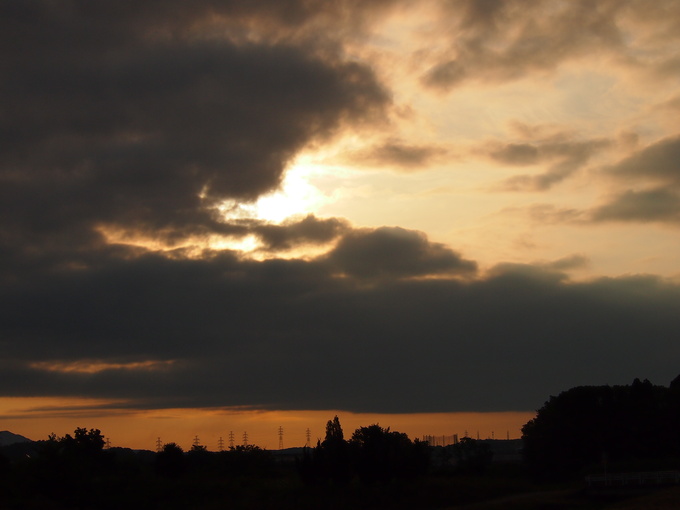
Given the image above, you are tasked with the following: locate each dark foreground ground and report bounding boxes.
[2,462,679,510]
[1,439,679,510]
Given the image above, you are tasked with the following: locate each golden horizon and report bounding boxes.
[0,398,534,451]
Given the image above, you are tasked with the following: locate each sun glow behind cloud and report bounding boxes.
[4,0,680,454]
[221,155,331,224]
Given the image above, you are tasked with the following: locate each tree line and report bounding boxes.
[297,416,430,485]
[0,419,437,508]
[522,375,680,478]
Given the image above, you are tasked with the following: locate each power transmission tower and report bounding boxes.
[156,437,163,453]
[305,428,311,447]
[193,435,201,448]
[242,431,248,446]
[229,431,234,449]
[278,426,284,450]
[218,436,224,452]
[105,437,111,449]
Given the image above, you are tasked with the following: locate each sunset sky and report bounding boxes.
[2,0,680,451]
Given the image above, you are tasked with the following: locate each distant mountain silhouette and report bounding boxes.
[0,431,32,447]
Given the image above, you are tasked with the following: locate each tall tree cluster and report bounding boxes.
[522,377,680,478]
[298,416,430,485]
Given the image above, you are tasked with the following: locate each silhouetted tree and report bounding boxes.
[318,415,351,484]
[349,424,429,483]
[448,437,493,474]
[296,446,317,485]
[30,427,111,506]
[325,415,344,443]
[522,377,680,479]
[156,442,186,479]
[298,417,429,486]
[218,444,274,477]
[298,416,351,485]
[40,427,108,474]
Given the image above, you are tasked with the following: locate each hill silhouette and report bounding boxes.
[0,431,31,447]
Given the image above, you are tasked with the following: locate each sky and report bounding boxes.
[2,0,680,450]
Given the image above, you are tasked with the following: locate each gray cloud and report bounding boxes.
[505,135,680,225]
[544,254,589,271]
[1,250,678,413]
[591,188,680,223]
[0,0,390,274]
[252,215,350,251]
[2,0,680,419]
[606,135,680,185]
[422,0,627,91]
[324,226,477,280]
[488,138,611,191]
[342,138,448,171]
[586,135,680,224]
[420,0,680,92]
[489,144,540,166]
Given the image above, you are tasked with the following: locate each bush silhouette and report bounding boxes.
[522,377,680,478]
[350,424,429,483]
[156,442,186,478]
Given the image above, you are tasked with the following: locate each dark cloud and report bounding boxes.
[512,204,583,225]
[544,254,589,271]
[489,144,540,166]
[324,226,477,279]
[591,188,680,223]
[422,0,630,91]
[1,249,678,413]
[2,0,680,419]
[503,135,680,225]
[252,215,350,251]
[585,135,680,224]
[343,139,448,171]
[0,0,390,272]
[488,138,611,191]
[606,135,680,185]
